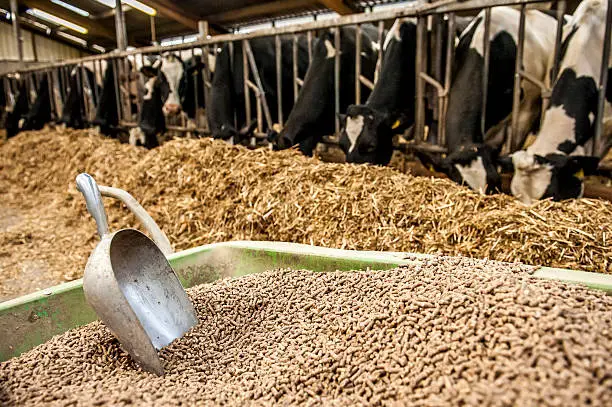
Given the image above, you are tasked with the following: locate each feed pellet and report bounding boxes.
[1,255,611,406]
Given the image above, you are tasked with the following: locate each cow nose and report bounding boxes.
[163,103,182,115]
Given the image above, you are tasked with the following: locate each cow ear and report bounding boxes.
[570,156,600,176]
[337,113,347,124]
[497,154,514,172]
[414,150,448,173]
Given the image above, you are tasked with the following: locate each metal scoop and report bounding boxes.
[76,173,197,376]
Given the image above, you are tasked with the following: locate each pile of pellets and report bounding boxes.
[2,256,611,406]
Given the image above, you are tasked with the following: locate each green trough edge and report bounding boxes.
[1,240,611,361]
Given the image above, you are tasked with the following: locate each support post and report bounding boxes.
[115,0,128,51]
[150,15,157,45]
[10,0,23,67]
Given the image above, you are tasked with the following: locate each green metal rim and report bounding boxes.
[1,241,611,361]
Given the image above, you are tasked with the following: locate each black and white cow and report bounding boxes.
[338,19,417,165]
[276,26,379,156]
[129,54,209,147]
[207,36,309,145]
[506,0,611,203]
[417,7,559,194]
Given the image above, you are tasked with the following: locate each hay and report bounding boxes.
[0,129,610,300]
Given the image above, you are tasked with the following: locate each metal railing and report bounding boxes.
[1,0,610,160]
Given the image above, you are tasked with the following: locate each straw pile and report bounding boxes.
[2,257,612,406]
[0,129,611,300]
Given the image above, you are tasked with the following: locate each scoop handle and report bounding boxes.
[76,173,110,239]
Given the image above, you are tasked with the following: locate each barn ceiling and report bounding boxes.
[0,0,411,53]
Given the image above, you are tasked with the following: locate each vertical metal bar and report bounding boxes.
[245,42,273,129]
[480,8,491,139]
[242,40,251,129]
[114,0,128,51]
[434,16,444,84]
[46,70,55,120]
[334,28,341,134]
[228,41,237,130]
[293,34,299,103]
[355,24,362,105]
[414,17,427,143]
[122,57,132,124]
[275,35,283,127]
[376,21,385,82]
[191,46,199,130]
[80,62,90,124]
[593,0,612,156]
[92,61,99,107]
[150,15,157,45]
[112,59,123,124]
[440,12,455,147]
[199,21,210,129]
[132,55,141,121]
[31,32,38,62]
[509,5,527,153]
[307,30,313,64]
[550,0,566,83]
[9,0,23,67]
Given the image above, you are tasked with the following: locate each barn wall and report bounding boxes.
[0,21,86,74]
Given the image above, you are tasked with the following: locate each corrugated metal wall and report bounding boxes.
[0,21,83,63]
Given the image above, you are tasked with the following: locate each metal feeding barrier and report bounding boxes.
[1,0,611,161]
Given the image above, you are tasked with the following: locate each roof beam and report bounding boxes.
[205,0,319,24]
[318,0,357,15]
[19,0,116,40]
[136,0,199,30]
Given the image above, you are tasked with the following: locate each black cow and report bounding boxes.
[208,36,309,145]
[338,19,417,165]
[60,66,98,129]
[505,0,611,203]
[5,79,29,138]
[277,26,379,156]
[21,75,52,131]
[93,59,120,136]
[417,7,560,194]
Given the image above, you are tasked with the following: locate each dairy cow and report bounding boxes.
[4,79,29,138]
[506,0,611,203]
[417,8,559,194]
[129,54,209,147]
[208,36,309,145]
[60,65,100,129]
[21,75,52,132]
[338,19,417,165]
[276,26,379,156]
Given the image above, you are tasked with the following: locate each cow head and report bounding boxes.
[503,151,599,204]
[338,105,399,165]
[159,54,185,116]
[416,144,502,194]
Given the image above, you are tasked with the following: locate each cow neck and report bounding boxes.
[366,22,416,120]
